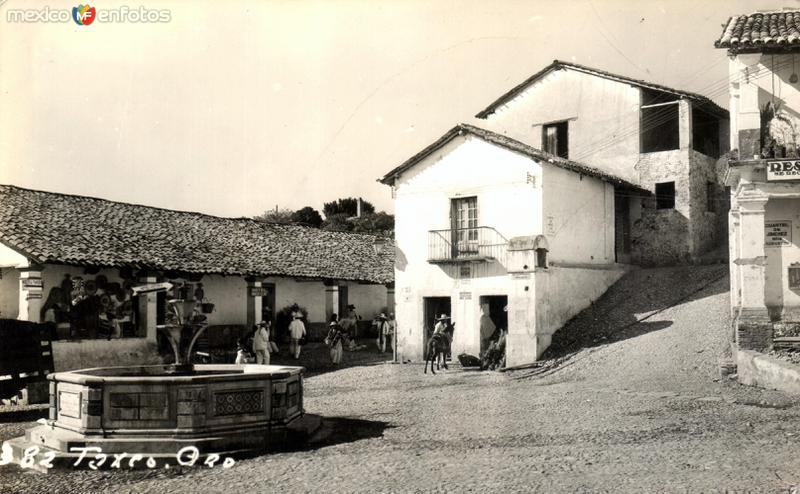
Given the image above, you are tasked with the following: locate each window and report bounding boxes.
[655,182,676,210]
[640,89,679,153]
[451,197,478,257]
[706,182,716,212]
[692,108,720,158]
[543,121,569,159]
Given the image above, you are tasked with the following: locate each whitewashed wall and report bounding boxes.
[730,53,800,152]
[0,267,20,319]
[393,133,621,363]
[764,198,800,312]
[542,164,616,264]
[481,68,642,183]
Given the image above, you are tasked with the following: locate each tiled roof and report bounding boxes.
[378,123,649,194]
[716,11,800,50]
[0,185,394,284]
[475,60,728,119]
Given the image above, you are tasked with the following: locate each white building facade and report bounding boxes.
[382,125,642,366]
[717,11,800,350]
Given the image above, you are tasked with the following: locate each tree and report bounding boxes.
[352,211,394,235]
[323,197,375,218]
[321,213,354,232]
[254,208,294,224]
[291,207,323,228]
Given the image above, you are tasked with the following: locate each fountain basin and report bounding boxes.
[8,364,307,469]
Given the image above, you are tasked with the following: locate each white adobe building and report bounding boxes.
[0,185,394,371]
[716,11,800,350]
[379,124,647,366]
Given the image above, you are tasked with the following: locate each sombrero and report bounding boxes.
[377,313,388,320]
[435,314,450,321]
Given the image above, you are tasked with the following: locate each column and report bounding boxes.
[678,99,693,151]
[324,281,339,322]
[734,192,771,350]
[246,278,263,329]
[138,273,158,342]
[18,265,44,322]
[385,283,395,313]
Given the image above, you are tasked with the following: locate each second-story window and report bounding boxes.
[543,121,569,159]
[640,89,679,153]
[451,196,478,256]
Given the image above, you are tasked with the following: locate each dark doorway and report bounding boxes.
[261,283,276,325]
[423,296,451,358]
[614,191,632,263]
[338,285,349,320]
[478,295,508,356]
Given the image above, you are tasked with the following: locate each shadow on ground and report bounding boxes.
[540,264,729,361]
[269,416,393,454]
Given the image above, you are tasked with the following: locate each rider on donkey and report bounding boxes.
[432,314,453,357]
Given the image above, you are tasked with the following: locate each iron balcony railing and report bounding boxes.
[428,226,508,263]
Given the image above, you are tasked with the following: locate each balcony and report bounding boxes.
[428,227,508,264]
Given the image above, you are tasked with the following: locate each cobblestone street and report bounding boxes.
[3,267,800,492]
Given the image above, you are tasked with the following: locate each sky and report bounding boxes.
[1,0,796,218]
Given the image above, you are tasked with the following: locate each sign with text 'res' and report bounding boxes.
[767,160,800,181]
[765,221,792,247]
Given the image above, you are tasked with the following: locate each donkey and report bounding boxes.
[424,322,455,375]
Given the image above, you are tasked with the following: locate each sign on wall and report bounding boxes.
[248,287,268,297]
[459,291,472,300]
[767,160,800,181]
[765,221,792,247]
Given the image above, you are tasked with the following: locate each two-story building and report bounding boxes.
[477,60,730,265]
[380,124,647,366]
[381,60,731,367]
[716,10,800,351]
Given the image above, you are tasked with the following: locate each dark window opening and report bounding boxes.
[706,181,716,212]
[692,108,720,158]
[543,121,569,159]
[655,182,676,210]
[641,88,679,106]
[535,248,548,268]
[641,104,679,153]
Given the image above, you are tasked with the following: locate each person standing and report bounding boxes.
[479,304,496,357]
[253,322,270,365]
[289,311,306,359]
[326,315,344,365]
[375,313,389,352]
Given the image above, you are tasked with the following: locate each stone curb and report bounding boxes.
[737,349,800,394]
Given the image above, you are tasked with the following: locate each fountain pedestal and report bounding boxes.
[6,363,310,470]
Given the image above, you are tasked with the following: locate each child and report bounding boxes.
[235,338,252,365]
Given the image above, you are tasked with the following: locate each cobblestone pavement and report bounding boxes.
[3,267,800,492]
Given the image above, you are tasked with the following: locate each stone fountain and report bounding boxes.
[6,283,310,471]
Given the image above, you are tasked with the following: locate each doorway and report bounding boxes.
[261,283,276,325]
[423,296,451,358]
[478,295,508,348]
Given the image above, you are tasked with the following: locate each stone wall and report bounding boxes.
[735,310,773,352]
[689,150,726,257]
[632,149,692,265]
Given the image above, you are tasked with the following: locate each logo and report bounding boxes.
[72,4,96,25]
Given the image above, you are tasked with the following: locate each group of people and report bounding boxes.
[235,308,307,365]
[324,310,395,365]
[235,304,396,366]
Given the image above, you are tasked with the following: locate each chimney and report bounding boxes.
[356,198,362,218]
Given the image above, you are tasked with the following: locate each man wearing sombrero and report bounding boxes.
[432,314,453,352]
